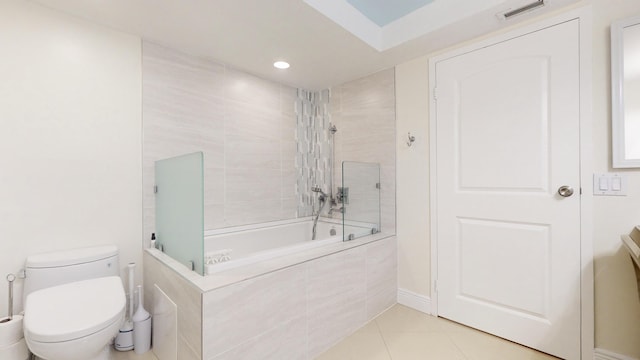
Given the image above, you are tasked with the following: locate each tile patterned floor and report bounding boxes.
[317,304,560,360]
[108,304,558,360]
[110,348,158,360]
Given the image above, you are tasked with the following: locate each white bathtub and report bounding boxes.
[203,218,374,274]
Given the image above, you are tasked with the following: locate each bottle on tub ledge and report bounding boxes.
[132,285,151,354]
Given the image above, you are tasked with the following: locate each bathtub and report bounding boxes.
[144,230,397,359]
[203,218,375,274]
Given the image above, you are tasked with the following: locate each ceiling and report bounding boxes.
[29,0,581,90]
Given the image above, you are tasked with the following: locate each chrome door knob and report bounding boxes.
[558,186,574,197]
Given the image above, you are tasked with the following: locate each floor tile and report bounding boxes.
[318,304,561,360]
[128,351,160,360]
[448,328,559,360]
[316,325,391,360]
[375,304,443,333]
[384,332,466,360]
[109,348,158,360]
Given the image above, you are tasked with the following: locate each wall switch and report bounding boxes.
[593,173,627,196]
[598,177,609,191]
[611,177,622,191]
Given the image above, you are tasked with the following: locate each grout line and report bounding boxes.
[374,317,394,360]
[444,330,470,360]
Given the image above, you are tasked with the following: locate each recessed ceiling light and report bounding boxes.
[273,61,290,69]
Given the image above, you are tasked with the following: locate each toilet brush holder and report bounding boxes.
[0,314,23,348]
[0,315,30,360]
[132,285,151,354]
[133,316,151,354]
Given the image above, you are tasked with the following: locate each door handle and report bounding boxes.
[558,186,574,197]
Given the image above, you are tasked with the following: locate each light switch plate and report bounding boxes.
[593,173,627,196]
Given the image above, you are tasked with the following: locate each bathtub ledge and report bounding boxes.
[145,232,394,292]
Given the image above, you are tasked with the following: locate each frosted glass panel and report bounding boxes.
[155,152,204,275]
[342,161,380,241]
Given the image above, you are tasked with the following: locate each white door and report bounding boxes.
[434,20,581,359]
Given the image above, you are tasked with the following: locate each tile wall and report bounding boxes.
[142,42,298,240]
[201,236,397,359]
[144,252,202,360]
[295,89,333,217]
[143,42,396,238]
[331,69,397,233]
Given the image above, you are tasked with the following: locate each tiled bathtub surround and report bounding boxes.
[144,235,396,360]
[331,69,396,233]
[142,42,298,240]
[202,235,397,359]
[143,42,396,240]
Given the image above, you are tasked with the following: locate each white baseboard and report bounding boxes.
[397,288,431,314]
[595,348,639,360]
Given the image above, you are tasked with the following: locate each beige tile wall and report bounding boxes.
[202,236,397,360]
[143,252,202,360]
[142,42,297,241]
[143,42,396,240]
[330,69,397,234]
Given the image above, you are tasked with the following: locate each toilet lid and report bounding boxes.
[24,276,125,343]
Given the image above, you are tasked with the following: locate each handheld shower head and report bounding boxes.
[311,186,327,197]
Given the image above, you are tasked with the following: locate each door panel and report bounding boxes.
[458,57,549,191]
[436,20,580,359]
[458,218,550,317]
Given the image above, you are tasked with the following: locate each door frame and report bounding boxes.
[428,6,593,360]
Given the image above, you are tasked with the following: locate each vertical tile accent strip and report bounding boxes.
[295,89,333,217]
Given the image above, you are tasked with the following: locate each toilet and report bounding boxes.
[22,246,126,360]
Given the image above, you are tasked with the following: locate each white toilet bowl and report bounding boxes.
[24,276,125,360]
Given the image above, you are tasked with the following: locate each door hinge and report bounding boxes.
[154,185,158,194]
[433,87,438,101]
[434,279,438,293]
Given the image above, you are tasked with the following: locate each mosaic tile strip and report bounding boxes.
[295,89,333,217]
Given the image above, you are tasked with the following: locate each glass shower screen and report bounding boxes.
[155,152,204,275]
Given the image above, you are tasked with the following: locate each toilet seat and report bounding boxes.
[24,276,125,343]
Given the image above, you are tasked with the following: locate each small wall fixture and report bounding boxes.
[406,132,416,147]
[273,61,290,69]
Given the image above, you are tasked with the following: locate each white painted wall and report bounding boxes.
[396,59,430,297]
[0,0,142,314]
[395,0,640,357]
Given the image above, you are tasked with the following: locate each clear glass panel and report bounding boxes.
[341,161,381,241]
[155,152,204,274]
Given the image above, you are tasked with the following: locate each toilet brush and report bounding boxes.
[115,263,135,351]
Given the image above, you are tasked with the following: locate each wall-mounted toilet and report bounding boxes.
[22,246,125,360]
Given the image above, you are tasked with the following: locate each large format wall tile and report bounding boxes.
[143,42,395,239]
[331,68,396,234]
[366,237,398,318]
[144,252,202,360]
[203,265,307,358]
[211,317,308,360]
[202,236,397,360]
[142,42,298,238]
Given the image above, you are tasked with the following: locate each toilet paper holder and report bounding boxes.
[1,274,16,324]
